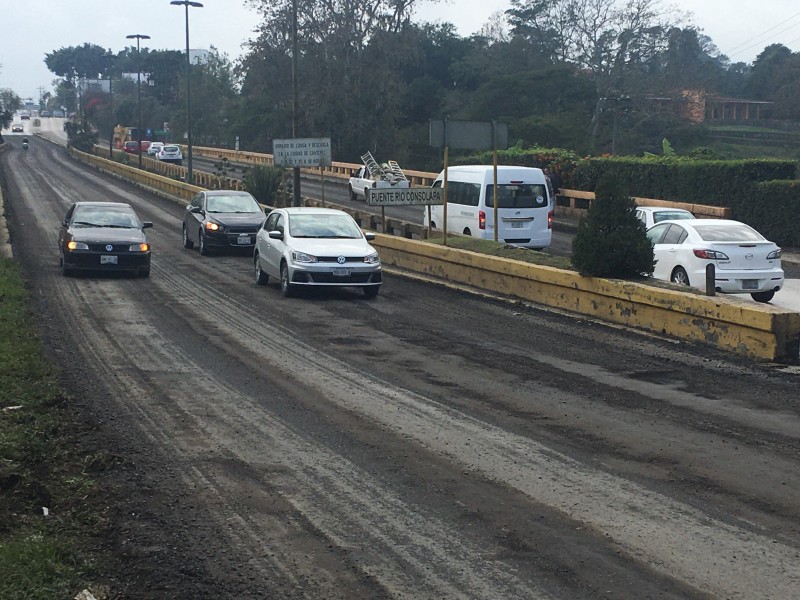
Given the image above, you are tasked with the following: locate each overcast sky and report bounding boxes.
[3,0,800,100]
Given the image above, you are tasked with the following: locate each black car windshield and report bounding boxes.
[289,213,362,238]
[73,208,140,228]
[206,195,262,213]
[485,184,549,208]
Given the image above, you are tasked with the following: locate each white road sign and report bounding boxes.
[367,187,443,206]
[273,137,332,167]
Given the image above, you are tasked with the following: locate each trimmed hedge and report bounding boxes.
[570,157,796,205]
[739,180,800,247]
[451,146,580,183]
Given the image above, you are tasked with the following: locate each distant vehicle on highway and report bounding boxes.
[253,207,382,298]
[147,141,164,156]
[52,110,65,118]
[646,219,783,303]
[11,124,23,133]
[122,141,139,154]
[156,144,183,165]
[20,112,30,120]
[40,110,51,118]
[348,151,410,202]
[58,201,153,278]
[635,206,695,229]
[424,165,554,250]
[182,190,265,256]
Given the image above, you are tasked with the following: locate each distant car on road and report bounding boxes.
[253,207,382,298]
[11,124,24,133]
[157,144,183,165]
[40,110,51,118]
[52,110,65,118]
[58,201,153,277]
[635,206,695,229]
[182,190,265,256]
[20,113,30,120]
[122,141,139,154]
[147,141,164,156]
[646,219,783,303]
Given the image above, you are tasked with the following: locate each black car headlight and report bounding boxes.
[67,241,89,251]
[205,221,222,232]
[129,243,150,252]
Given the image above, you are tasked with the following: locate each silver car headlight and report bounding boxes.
[363,252,380,264]
[292,251,318,263]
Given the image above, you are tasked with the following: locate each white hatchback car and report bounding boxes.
[635,206,695,229]
[253,207,382,298]
[147,141,164,156]
[156,144,183,165]
[646,219,783,302]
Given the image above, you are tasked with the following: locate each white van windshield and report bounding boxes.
[486,184,548,209]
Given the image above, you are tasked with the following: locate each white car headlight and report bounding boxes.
[292,251,318,263]
[67,241,89,251]
[363,252,380,264]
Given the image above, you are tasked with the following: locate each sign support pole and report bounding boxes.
[492,120,498,242]
[381,205,386,235]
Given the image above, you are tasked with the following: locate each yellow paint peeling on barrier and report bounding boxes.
[372,235,800,362]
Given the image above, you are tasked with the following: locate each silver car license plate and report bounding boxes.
[511,221,523,228]
[100,255,118,265]
[742,279,759,290]
[331,268,351,277]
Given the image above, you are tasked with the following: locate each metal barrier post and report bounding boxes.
[705,264,716,296]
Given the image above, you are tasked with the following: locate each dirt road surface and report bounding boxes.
[2,138,799,599]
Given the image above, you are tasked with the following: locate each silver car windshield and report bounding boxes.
[206,195,261,213]
[289,214,363,238]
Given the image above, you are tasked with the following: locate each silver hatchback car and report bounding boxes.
[253,207,382,298]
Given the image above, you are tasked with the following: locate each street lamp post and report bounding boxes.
[126,34,150,168]
[170,0,203,184]
[106,49,115,159]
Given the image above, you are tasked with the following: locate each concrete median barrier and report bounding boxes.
[372,234,800,363]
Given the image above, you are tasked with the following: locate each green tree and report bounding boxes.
[0,89,22,130]
[571,175,654,277]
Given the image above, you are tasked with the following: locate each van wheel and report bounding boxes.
[430,221,437,229]
[463,228,472,236]
[751,290,775,303]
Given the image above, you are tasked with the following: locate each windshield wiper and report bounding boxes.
[73,221,100,227]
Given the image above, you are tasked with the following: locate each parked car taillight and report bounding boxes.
[693,249,729,260]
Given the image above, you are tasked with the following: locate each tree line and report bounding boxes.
[41,0,800,170]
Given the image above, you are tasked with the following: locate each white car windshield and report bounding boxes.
[289,214,363,238]
[694,223,765,242]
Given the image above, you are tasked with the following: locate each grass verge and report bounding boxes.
[0,258,103,599]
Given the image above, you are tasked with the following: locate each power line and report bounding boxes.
[726,17,800,59]
[725,10,800,54]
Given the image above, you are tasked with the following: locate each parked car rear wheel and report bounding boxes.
[751,290,775,303]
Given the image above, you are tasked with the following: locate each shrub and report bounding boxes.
[243,165,284,207]
[571,175,655,278]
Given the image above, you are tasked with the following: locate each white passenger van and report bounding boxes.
[423,166,553,249]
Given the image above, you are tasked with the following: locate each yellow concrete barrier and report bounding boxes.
[372,234,800,362]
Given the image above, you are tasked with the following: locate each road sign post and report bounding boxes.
[366,187,443,235]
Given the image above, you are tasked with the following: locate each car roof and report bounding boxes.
[205,190,255,197]
[638,206,693,213]
[74,201,135,210]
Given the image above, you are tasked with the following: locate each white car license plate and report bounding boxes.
[742,279,759,290]
[100,255,118,265]
[331,268,351,277]
[237,235,252,245]
[511,221,523,229]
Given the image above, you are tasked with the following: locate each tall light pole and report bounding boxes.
[106,49,115,159]
[171,0,203,184]
[126,34,150,168]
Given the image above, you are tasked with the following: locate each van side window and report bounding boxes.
[447,181,480,206]
[486,184,548,209]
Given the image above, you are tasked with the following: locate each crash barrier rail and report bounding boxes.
[190,145,731,219]
[70,146,798,362]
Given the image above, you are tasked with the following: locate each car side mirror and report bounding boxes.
[142,222,153,229]
[268,230,283,240]
[189,206,202,214]
[364,232,376,241]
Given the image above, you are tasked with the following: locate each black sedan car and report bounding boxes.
[182,190,266,256]
[58,202,153,277]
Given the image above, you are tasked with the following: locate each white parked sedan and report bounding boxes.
[635,206,695,229]
[646,219,783,302]
[253,207,382,298]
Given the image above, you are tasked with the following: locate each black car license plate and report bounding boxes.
[100,255,118,265]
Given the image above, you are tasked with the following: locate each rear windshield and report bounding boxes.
[486,184,548,209]
[653,211,694,223]
[694,223,764,242]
